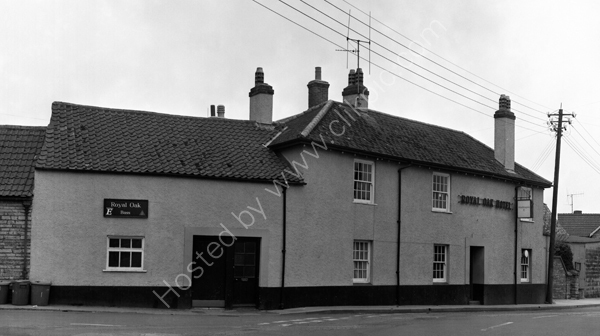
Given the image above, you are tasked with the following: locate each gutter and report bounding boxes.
[22,200,32,280]
[396,164,412,306]
[514,186,519,304]
[279,187,288,309]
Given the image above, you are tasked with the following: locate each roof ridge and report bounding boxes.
[274,100,329,124]
[52,101,259,124]
[300,100,334,137]
[0,125,46,129]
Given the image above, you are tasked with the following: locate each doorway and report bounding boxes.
[470,246,484,303]
[191,236,260,308]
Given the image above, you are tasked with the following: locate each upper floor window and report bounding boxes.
[432,172,450,212]
[354,160,374,203]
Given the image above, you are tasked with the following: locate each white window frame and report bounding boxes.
[432,172,450,212]
[433,244,448,283]
[353,240,371,283]
[105,236,146,272]
[521,249,530,282]
[353,159,375,204]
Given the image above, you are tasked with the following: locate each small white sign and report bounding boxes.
[518,200,532,218]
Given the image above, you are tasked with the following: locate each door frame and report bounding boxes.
[184,227,270,308]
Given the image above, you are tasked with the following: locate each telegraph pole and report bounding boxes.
[546,106,575,303]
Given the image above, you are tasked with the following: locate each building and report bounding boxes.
[558,211,600,238]
[29,67,551,309]
[0,126,46,280]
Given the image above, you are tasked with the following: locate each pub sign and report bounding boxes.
[104,199,148,218]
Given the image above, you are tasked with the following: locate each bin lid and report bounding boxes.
[31,280,52,286]
[0,280,11,285]
[11,280,30,284]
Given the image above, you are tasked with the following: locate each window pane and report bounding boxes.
[244,254,255,266]
[131,252,142,267]
[234,254,245,266]
[132,239,142,248]
[120,251,131,267]
[235,242,244,253]
[244,266,255,277]
[108,251,119,267]
[245,242,256,253]
[234,266,244,277]
[109,239,119,248]
[121,239,131,248]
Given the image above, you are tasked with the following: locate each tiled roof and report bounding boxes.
[543,203,569,241]
[0,126,46,198]
[36,102,301,183]
[564,236,600,244]
[270,101,551,187]
[557,213,600,238]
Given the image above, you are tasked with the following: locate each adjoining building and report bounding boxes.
[0,126,46,281]
[29,67,552,309]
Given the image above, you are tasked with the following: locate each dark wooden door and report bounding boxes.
[192,236,227,307]
[470,246,484,303]
[232,238,260,306]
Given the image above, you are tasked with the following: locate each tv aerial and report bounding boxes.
[335,9,372,74]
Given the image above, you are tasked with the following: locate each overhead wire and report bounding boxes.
[563,137,600,175]
[253,0,547,134]
[322,0,547,123]
[531,137,555,172]
[282,0,547,130]
[341,0,552,114]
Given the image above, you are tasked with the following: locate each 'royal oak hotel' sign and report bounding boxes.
[459,195,512,210]
[104,199,148,218]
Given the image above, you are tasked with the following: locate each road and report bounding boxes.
[2,307,600,335]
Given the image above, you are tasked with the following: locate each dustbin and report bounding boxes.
[0,281,10,304]
[30,281,51,306]
[11,280,30,305]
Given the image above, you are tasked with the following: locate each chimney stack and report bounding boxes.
[307,66,330,108]
[217,105,225,118]
[342,68,369,109]
[494,94,515,171]
[249,67,274,124]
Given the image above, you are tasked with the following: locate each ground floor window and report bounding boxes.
[433,245,447,282]
[521,249,531,282]
[353,241,371,283]
[106,237,144,271]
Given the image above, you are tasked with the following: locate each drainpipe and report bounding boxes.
[279,187,287,309]
[397,164,411,306]
[514,186,519,304]
[22,200,32,280]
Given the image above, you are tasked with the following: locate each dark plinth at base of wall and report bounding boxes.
[49,286,192,310]
[259,285,471,310]
[47,284,546,310]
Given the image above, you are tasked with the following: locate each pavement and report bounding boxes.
[2,298,600,316]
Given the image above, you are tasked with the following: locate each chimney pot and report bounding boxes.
[574,210,583,214]
[315,67,322,80]
[210,105,216,117]
[342,69,369,109]
[217,105,225,118]
[255,67,264,85]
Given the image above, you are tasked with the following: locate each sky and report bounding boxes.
[2,0,600,214]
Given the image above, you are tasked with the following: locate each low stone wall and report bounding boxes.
[585,247,600,297]
[553,256,580,299]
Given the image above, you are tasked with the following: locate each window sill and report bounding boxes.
[432,209,452,214]
[353,201,377,206]
[103,269,147,273]
[520,219,534,223]
[353,282,373,286]
[432,281,448,285]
